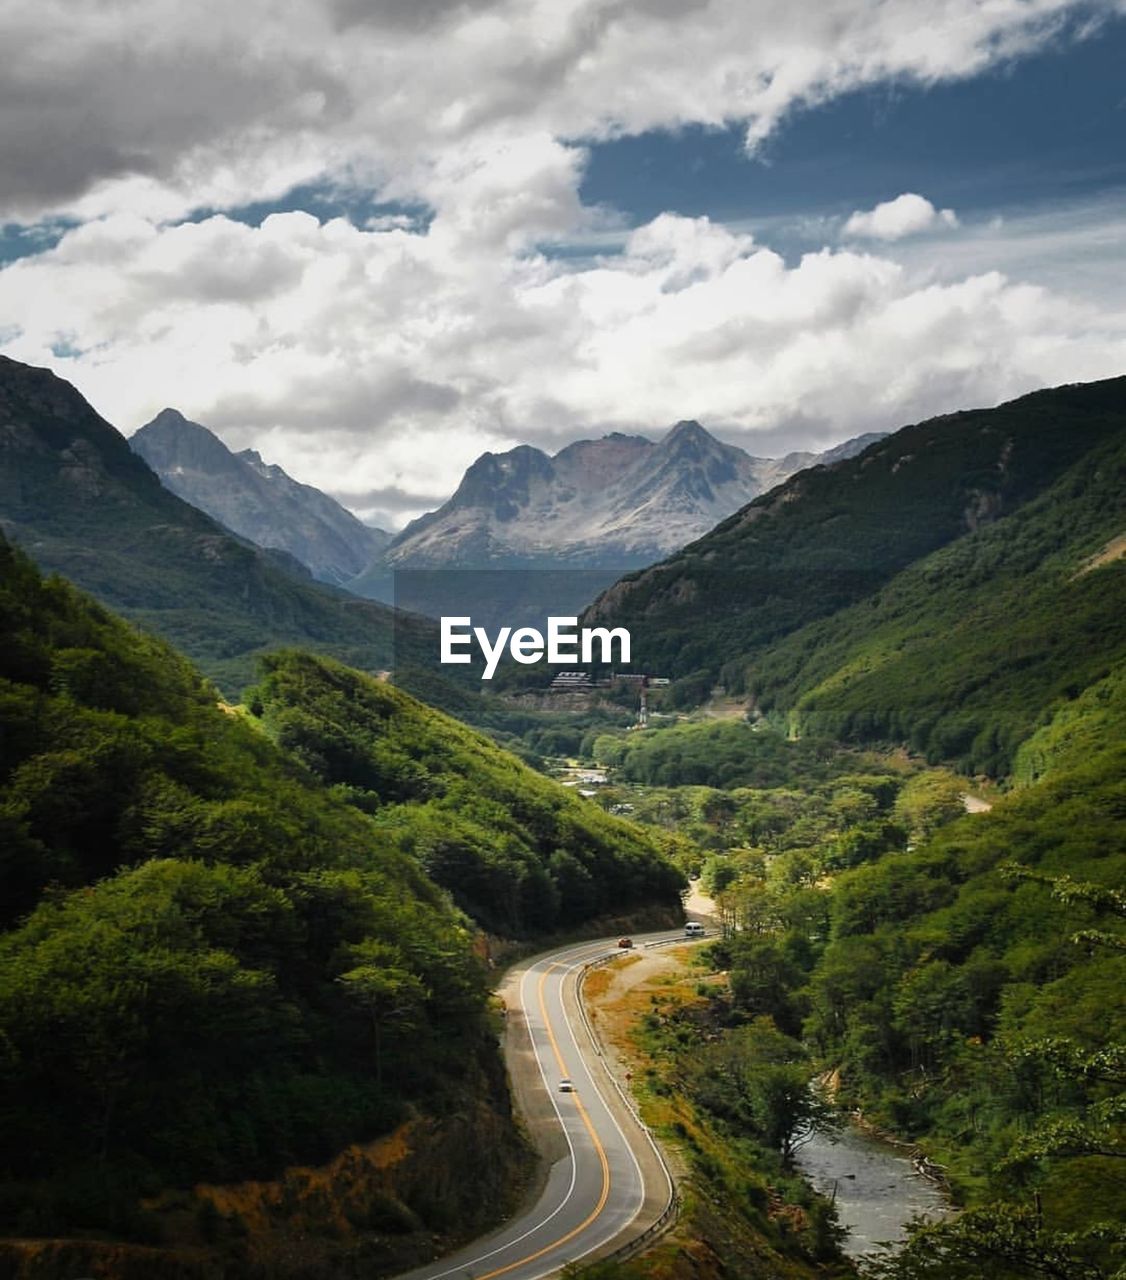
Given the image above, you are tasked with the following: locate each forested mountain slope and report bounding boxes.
[0,540,679,1268]
[652,626,1126,1276]
[745,430,1126,774]
[0,355,426,693]
[246,650,684,936]
[588,377,1126,707]
[795,666,1126,1276]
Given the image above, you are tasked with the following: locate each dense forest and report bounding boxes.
[0,536,497,1245]
[0,538,680,1267]
[744,431,1126,774]
[587,719,886,792]
[245,650,683,937]
[722,688,1125,1277]
[590,665,1124,1276]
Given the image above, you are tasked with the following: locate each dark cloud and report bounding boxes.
[1,0,1111,225]
[204,370,463,438]
[717,413,847,460]
[329,0,499,32]
[0,25,350,217]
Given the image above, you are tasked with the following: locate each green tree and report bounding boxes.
[870,1205,1125,1280]
[336,941,429,1087]
[894,770,967,840]
[690,1018,841,1164]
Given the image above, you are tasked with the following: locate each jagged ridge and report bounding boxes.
[132,408,389,586]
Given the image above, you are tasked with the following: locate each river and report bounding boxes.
[794,1124,951,1268]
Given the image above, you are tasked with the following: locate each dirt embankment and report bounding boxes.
[1075,531,1126,576]
[961,793,993,813]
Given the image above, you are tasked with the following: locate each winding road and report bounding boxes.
[394,930,690,1280]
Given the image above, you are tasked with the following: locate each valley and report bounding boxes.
[509,679,1123,1279]
[4,6,1126,1278]
[0,360,1122,1280]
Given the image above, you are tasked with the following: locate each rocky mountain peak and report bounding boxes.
[131,407,388,586]
[134,409,242,475]
[367,420,887,578]
[663,419,710,443]
[148,406,186,425]
[452,445,554,517]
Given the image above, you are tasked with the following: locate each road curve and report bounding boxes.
[394,931,685,1280]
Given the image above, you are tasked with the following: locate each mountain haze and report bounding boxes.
[132,408,390,586]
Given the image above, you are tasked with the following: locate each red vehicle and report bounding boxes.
[617,937,633,949]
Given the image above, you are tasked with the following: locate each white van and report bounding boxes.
[684,921,706,937]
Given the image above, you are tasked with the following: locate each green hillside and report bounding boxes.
[808,682,1124,1275]
[246,650,684,936]
[610,658,1126,1276]
[0,355,433,694]
[746,430,1126,774]
[682,667,1126,1277]
[588,377,1126,701]
[0,539,678,1262]
[573,377,1126,1277]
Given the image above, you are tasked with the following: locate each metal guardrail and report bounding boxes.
[565,948,682,1274]
[574,1190,681,1273]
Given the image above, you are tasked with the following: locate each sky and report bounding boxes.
[1,0,1124,530]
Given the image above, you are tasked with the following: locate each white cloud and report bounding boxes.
[843,193,960,241]
[2,205,1123,526]
[877,193,1126,306]
[0,0,1115,224]
[1,0,1123,526]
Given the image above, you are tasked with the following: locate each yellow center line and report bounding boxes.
[473,959,612,1280]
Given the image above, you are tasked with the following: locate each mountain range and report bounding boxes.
[352,421,885,591]
[128,404,884,624]
[131,408,390,586]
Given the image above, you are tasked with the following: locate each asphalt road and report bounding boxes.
[393,930,688,1280]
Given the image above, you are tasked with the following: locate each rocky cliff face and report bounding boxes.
[132,408,389,585]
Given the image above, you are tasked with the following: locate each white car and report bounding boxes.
[684,921,706,937]
[559,1078,574,1092]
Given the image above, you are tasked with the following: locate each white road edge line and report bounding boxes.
[415,938,609,1280]
[544,953,649,1274]
[575,965,676,1223]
